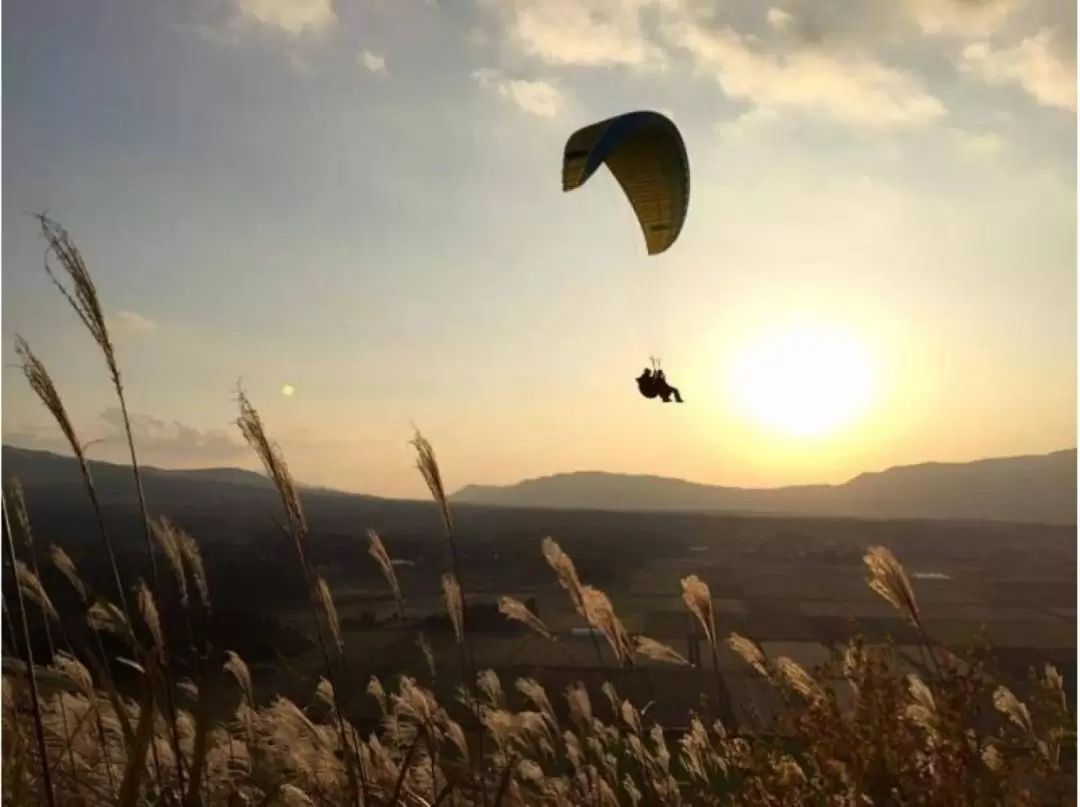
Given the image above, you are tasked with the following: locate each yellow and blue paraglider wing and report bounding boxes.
[562,110,690,256]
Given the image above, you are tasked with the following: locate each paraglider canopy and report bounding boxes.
[561,110,690,256]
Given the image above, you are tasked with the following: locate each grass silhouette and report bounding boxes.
[2,218,1075,806]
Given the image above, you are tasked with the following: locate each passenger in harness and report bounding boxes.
[636,362,684,403]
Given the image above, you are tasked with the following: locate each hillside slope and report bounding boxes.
[450,450,1078,525]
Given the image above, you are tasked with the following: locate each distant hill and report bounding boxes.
[0,445,360,510]
[450,450,1078,526]
[5,445,1075,526]
[2,445,273,491]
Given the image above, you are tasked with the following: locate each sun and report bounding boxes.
[730,322,876,438]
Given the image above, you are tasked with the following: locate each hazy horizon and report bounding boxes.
[3,0,1076,499]
[3,441,1077,499]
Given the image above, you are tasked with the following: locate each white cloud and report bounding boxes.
[110,310,158,336]
[950,128,1009,158]
[234,0,336,35]
[716,106,780,140]
[766,7,792,32]
[662,19,947,128]
[472,68,567,117]
[960,30,1077,111]
[359,49,388,74]
[907,0,1022,37]
[485,0,669,70]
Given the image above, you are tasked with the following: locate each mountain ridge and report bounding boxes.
[0,445,359,499]
[4,444,1075,526]
[450,449,1078,526]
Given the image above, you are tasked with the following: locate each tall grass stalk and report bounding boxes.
[14,337,130,619]
[8,481,85,794]
[3,494,57,807]
[410,432,487,799]
[32,215,188,798]
[235,389,368,807]
[15,333,174,793]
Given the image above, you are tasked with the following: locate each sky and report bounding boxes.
[2,0,1076,498]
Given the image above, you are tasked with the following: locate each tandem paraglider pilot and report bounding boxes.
[636,366,684,404]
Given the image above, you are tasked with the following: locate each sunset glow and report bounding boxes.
[731,322,877,439]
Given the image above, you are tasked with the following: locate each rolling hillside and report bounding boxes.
[450,449,1078,525]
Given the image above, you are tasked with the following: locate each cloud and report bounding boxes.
[109,310,158,337]
[98,408,246,464]
[960,30,1077,111]
[5,409,246,466]
[194,0,336,43]
[483,0,669,71]
[907,0,1023,37]
[359,49,388,74]
[950,128,1009,157]
[472,69,567,117]
[662,18,947,128]
[716,106,780,140]
[233,0,337,36]
[766,8,793,32]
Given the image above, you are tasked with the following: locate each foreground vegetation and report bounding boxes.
[2,217,1075,806]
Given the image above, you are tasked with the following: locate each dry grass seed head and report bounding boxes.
[134,578,164,658]
[392,676,439,726]
[441,572,464,645]
[1044,663,1068,713]
[223,650,253,708]
[416,632,436,678]
[367,676,388,715]
[863,545,922,628]
[315,575,343,653]
[680,575,716,644]
[177,679,199,702]
[478,669,505,709]
[52,651,94,697]
[776,657,826,704]
[904,674,939,736]
[279,783,316,806]
[444,718,469,762]
[516,758,545,787]
[540,536,584,605]
[498,596,553,640]
[727,633,771,678]
[367,529,403,616]
[48,545,87,603]
[906,673,936,714]
[235,390,307,536]
[634,635,690,666]
[581,586,633,665]
[600,680,620,718]
[87,601,133,643]
[14,560,58,621]
[175,529,210,611]
[409,431,453,536]
[15,338,86,465]
[9,481,33,549]
[315,677,335,710]
[37,216,114,360]
[149,516,189,608]
[516,679,556,724]
[620,700,644,735]
[993,685,1035,738]
[981,742,1004,771]
[566,682,593,730]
